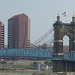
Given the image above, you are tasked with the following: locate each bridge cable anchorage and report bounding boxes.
[32,27,54,46]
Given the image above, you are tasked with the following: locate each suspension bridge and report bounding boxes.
[0,27,54,59]
[0,25,74,61]
[1,14,75,72]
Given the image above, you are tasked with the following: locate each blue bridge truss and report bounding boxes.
[0,48,75,61]
[0,48,53,59]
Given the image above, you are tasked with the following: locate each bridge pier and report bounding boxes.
[53,60,65,72]
[64,61,75,72]
[53,60,75,72]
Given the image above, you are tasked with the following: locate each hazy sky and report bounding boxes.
[0,0,74,45]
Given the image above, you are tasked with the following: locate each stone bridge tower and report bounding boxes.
[53,13,75,72]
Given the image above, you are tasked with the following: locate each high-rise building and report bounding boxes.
[0,22,4,49]
[8,13,31,48]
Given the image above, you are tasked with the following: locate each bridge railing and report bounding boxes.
[64,51,75,61]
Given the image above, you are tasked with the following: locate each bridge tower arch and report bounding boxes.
[63,35,69,52]
[53,14,75,57]
[53,13,75,72]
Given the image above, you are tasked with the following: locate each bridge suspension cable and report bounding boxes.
[32,27,54,45]
[45,37,54,45]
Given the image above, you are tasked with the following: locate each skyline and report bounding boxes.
[0,0,75,45]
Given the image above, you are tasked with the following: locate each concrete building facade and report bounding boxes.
[8,13,31,48]
[0,22,4,49]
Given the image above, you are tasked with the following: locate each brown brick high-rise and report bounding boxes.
[0,22,4,49]
[8,13,31,48]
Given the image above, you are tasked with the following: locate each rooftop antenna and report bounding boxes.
[58,11,60,16]
[73,13,75,17]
